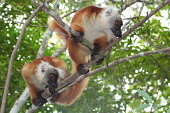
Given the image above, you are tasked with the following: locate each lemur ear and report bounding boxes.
[41,63,47,73]
[106,9,112,16]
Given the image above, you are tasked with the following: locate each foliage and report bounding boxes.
[0,0,170,113]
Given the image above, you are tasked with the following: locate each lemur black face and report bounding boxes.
[47,70,59,89]
[111,19,123,38]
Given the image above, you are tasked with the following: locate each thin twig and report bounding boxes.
[36,29,53,58]
[53,0,60,13]
[3,1,47,27]
[51,46,66,57]
[126,1,144,20]
[136,35,157,49]
[0,5,43,113]
[88,47,170,76]
[153,102,170,113]
[119,0,158,14]
[61,10,78,18]
[122,0,170,38]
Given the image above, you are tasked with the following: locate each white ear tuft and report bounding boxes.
[106,9,112,16]
[41,63,47,73]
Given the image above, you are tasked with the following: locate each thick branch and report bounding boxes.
[55,48,170,95]
[10,87,29,113]
[26,47,170,112]
[10,28,53,113]
[0,5,43,113]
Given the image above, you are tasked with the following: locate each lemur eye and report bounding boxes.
[115,20,119,25]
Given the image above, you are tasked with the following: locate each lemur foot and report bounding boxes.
[50,93,61,103]
[32,90,47,107]
[32,96,47,107]
[71,31,84,43]
[96,56,105,65]
[77,64,89,74]
[92,44,101,55]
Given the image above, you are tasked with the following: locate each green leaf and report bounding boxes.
[137,89,153,103]
[152,104,157,110]
[167,109,170,113]
[135,104,150,112]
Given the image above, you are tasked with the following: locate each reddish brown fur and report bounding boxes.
[67,39,90,65]
[54,77,89,106]
[48,6,108,71]
[46,6,112,105]
[48,19,70,45]
[22,56,89,106]
[94,36,109,49]
[71,6,103,23]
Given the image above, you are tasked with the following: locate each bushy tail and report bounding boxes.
[48,17,69,45]
[54,77,89,106]
[51,61,89,106]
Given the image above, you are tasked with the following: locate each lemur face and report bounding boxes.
[110,18,123,38]
[101,7,123,38]
[46,69,59,89]
[35,61,59,89]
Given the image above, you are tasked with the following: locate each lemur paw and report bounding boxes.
[32,96,47,107]
[71,31,84,43]
[77,64,89,74]
[92,44,101,55]
[50,93,60,103]
[47,85,58,95]
[96,56,105,65]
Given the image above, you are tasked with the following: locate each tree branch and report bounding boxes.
[153,102,170,113]
[32,0,82,39]
[136,35,157,49]
[3,1,47,26]
[88,47,170,75]
[61,10,78,18]
[51,46,66,57]
[36,29,52,58]
[0,5,43,113]
[55,48,170,95]
[125,1,144,20]
[53,0,60,14]
[26,46,170,112]
[119,0,159,14]
[10,27,53,113]
[10,87,30,113]
[122,0,170,38]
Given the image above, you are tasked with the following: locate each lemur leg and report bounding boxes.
[71,31,84,43]
[29,85,47,107]
[92,36,108,55]
[92,36,108,64]
[68,39,91,74]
